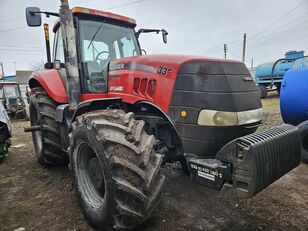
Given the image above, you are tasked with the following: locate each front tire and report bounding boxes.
[29,87,68,166]
[69,110,165,230]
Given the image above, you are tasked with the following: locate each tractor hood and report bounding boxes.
[109,54,262,158]
[109,54,242,78]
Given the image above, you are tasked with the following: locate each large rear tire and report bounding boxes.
[69,110,165,230]
[29,87,68,166]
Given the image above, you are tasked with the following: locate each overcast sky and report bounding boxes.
[0,0,308,75]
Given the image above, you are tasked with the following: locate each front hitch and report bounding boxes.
[187,124,301,198]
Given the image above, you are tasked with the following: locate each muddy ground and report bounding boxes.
[0,92,307,231]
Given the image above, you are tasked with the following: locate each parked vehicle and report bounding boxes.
[254,50,306,98]
[25,1,302,230]
[0,103,11,159]
[0,82,28,119]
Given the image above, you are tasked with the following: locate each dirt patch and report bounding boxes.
[0,93,307,231]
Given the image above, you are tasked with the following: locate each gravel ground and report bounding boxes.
[0,92,307,231]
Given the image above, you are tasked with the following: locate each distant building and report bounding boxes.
[3,70,32,84]
[1,70,32,106]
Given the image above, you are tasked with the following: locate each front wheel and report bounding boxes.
[69,109,165,230]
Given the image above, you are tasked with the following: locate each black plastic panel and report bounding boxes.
[179,122,258,157]
[168,60,261,156]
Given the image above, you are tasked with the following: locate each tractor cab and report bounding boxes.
[52,8,142,94]
[0,82,27,119]
[27,6,167,99]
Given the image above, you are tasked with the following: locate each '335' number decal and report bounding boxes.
[156,66,172,76]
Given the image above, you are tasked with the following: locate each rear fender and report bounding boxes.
[71,98,123,123]
[54,98,123,150]
[29,69,68,104]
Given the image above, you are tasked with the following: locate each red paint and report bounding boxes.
[30,54,241,112]
[107,54,241,112]
[80,93,108,101]
[30,69,68,103]
[72,7,136,27]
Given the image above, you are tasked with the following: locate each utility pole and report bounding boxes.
[0,62,4,79]
[251,59,254,68]
[224,44,227,59]
[242,33,247,63]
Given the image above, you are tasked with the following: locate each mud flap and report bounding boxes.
[187,124,301,198]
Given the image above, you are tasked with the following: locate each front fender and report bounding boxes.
[29,69,68,104]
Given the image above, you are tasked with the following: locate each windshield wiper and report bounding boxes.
[87,22,104,49]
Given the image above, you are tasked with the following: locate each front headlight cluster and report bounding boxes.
[197,108,263,126]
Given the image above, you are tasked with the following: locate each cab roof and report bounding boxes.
[53,6,137,32]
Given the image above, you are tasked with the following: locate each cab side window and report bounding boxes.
[54,29,65,63]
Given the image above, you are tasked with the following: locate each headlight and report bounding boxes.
[197,108,263,126]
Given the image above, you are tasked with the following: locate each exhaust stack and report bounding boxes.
[59,0,80,110]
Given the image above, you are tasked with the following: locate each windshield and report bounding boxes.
[3,85,19,98]
[79,19,141,93]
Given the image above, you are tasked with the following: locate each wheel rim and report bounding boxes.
[76,143,106,208]
[31,106,42,153]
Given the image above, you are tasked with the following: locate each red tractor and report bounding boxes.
[25,1,301,230]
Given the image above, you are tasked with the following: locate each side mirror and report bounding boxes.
[162,29,168,44]
[25,7,42,27]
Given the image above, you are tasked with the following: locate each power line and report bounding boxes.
[0,44,42,49]
[1,52,43,55]
[105,0,149,10]
[206,0,306,54]
[229,13,308,50]
[0,0,148,33]
[0,16,24,24]
[0,26,27,33]
[248,0,306,40]
[0,48,44,52]
[75,0,149,9]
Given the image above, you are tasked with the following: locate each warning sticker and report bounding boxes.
[197,170,215,181]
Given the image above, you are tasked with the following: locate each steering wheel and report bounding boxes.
[95,51,111,63]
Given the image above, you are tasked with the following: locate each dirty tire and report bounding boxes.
[29,87,68,166]
[298,120,308,163]
[69,110,165,230]
[258,85,268,99]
